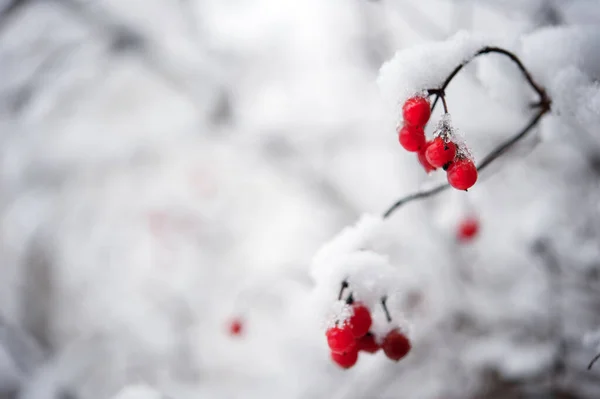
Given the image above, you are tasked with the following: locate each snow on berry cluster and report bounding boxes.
[398,97,478,191]
[325,291,411,369]
[377,31,488,112]
[377,32,492,192]
[310,214,413,370]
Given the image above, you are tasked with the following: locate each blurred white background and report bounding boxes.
[1,0,600,398]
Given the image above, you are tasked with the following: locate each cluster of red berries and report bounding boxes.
[398,95,478,191]
[326,301,411,369]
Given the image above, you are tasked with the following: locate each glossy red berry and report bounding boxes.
[326,325,356,354]
[348,303,372,338]
[447,158,478,191]
[457,217,479,242]
[228,318,243,336]
[425,137,457,168]
[402,96,431,127]
[382,329,411,361]
[357,333,380,354]
[398,125,426,152]
[331,347,359,369]
[417,142,436,173]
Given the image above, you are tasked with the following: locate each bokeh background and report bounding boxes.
[2,0,600,398]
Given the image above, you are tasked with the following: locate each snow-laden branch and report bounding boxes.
[383,46,551,220]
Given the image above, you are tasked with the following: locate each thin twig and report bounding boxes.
[439,93,449,114]
[431,46,548,112]
[589,353,600,370]
[381,296,392,322]
[383,183,448,219]
[338,280,349,301]
[428,89,449,114]
[477,108,547,170]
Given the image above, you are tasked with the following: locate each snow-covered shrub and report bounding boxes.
[1,1,600,398]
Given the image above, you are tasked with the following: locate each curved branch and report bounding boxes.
[431,46,549,112]
[383,183,448,219]
[338,280,349,301]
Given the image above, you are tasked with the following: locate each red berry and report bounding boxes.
[228,318,243,336]
[425,137,457,168]
[457,217,479,242]
[326,325,356,354]
[382,329,411,361]
[357,333,380,354]
[417,142,436,173]
[398,125,426,152]
[402,96,431,127]
[331,347,359,369]
[348,303,372,338]
[447,158,478,191]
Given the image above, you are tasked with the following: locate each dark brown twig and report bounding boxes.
[428,89,450,114]
[338,280,349,301]
[431,46,548,112]
[589,353,600,370]
[381,296,392,322]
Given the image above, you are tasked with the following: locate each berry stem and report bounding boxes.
[427,88,449,114]
[440,95,449,115]
[381,296,392,322]
[346,292,355,305]
[338,280,349,301]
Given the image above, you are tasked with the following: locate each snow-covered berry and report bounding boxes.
[326,325,356,354]
[457,217,479,242]
[398,125,426,152]
[402,96,431,127]
[331,347,359,369]
[447,158,478,191]
[382,329,411,361]
[348,303,372,338]
[425,137,457,168]
[357,332,380,354]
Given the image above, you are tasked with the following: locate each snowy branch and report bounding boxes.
[383,46,551,219]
